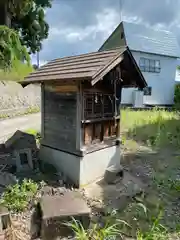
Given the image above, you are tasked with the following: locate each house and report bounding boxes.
[22,47,147,187]
[175,68,180,84]
[99,21,180,106]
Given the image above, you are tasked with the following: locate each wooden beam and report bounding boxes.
[91,55,124,86]
[41,83,45,139]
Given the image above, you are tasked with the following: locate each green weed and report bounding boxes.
[1,179,38,212]
[121,109,180,148]
[65,217,128,240]
[0,59,33,82]
[0,106,40,119]
[66,204,170,240]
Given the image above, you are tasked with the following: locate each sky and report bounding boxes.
[31,0,180,66]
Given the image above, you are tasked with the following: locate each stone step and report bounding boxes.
[39,191,91,240]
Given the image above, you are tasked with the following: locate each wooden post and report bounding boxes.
[116,65,121,144]
[41,83,45,139]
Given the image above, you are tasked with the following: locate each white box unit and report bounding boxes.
[133,90,144,108]
[121,88,135,105]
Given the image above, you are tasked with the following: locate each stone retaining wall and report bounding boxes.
[0,81,41,109]
[0,81,41,118]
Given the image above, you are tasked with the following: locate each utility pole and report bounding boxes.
[119,0,123,22]
[37,51,40,68]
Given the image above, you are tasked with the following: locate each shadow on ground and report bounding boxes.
[84,117,180,238]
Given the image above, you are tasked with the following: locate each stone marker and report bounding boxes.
[0,206,10,233]
[0,172,17,188]
[104,164,124,184]
[39,191,91,240]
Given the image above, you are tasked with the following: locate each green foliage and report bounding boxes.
[24,106,40,114]
[65,217,126,240]
[0,106,40,119]
[6,0,52,19]
[26,128,41,145]
[10,0,52,53]
[174,84,180,109]
[25,129,40,136]
[136,209,167,240]
[120,109,180,238]
[1,0,33,19]
[0,26,30,69]
[1,179,38,212]
[0,59,34,81]
[121,109,180,148]
[66,205,170,240]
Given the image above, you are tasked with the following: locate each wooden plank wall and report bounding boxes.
[43,84,77,152]
[83,120,117,146]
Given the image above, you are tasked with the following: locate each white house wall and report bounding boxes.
[121,87,137,105]
[122,51,177,106]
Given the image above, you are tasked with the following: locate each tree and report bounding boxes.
[0,25,30,69]
[33,64,38,70]
[1,0,52,54]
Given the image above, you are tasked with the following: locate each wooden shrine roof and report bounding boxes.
[23,48,126,83]
[22,47,147,89]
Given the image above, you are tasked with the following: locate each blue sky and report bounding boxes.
[31,0,180,65]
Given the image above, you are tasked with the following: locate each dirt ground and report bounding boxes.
[120,139,180,238]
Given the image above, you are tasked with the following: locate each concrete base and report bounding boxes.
[40,192,90,239]
[40,145,121,187]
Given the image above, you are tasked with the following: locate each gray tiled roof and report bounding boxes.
[123,21,180,58]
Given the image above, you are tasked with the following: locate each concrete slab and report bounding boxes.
[39,191,91,240]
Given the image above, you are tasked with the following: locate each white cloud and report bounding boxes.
[31,55,47,66]
[48,8,120,43]
[39,0,180,62]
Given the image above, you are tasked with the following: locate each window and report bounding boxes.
[155,60,161,72]
[139,58,161,73]
[121,32,124,39]
[82,92,117,147]
[20,152,28,165]
[83,92,115,121]
[144,86,152,96]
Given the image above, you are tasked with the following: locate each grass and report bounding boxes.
[0,106,40,119]
[66,205,170,240]
[67,108,180,239]
[120,108,180,239]
[0,60,34,82]
[121,108,180,148]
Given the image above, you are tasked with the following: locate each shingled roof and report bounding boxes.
[99,21,180,58]
[23,47,126,84]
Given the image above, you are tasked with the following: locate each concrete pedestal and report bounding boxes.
[40,145,121,187]
[40,192,90,239]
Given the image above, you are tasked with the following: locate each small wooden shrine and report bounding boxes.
[22,47,147,187]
